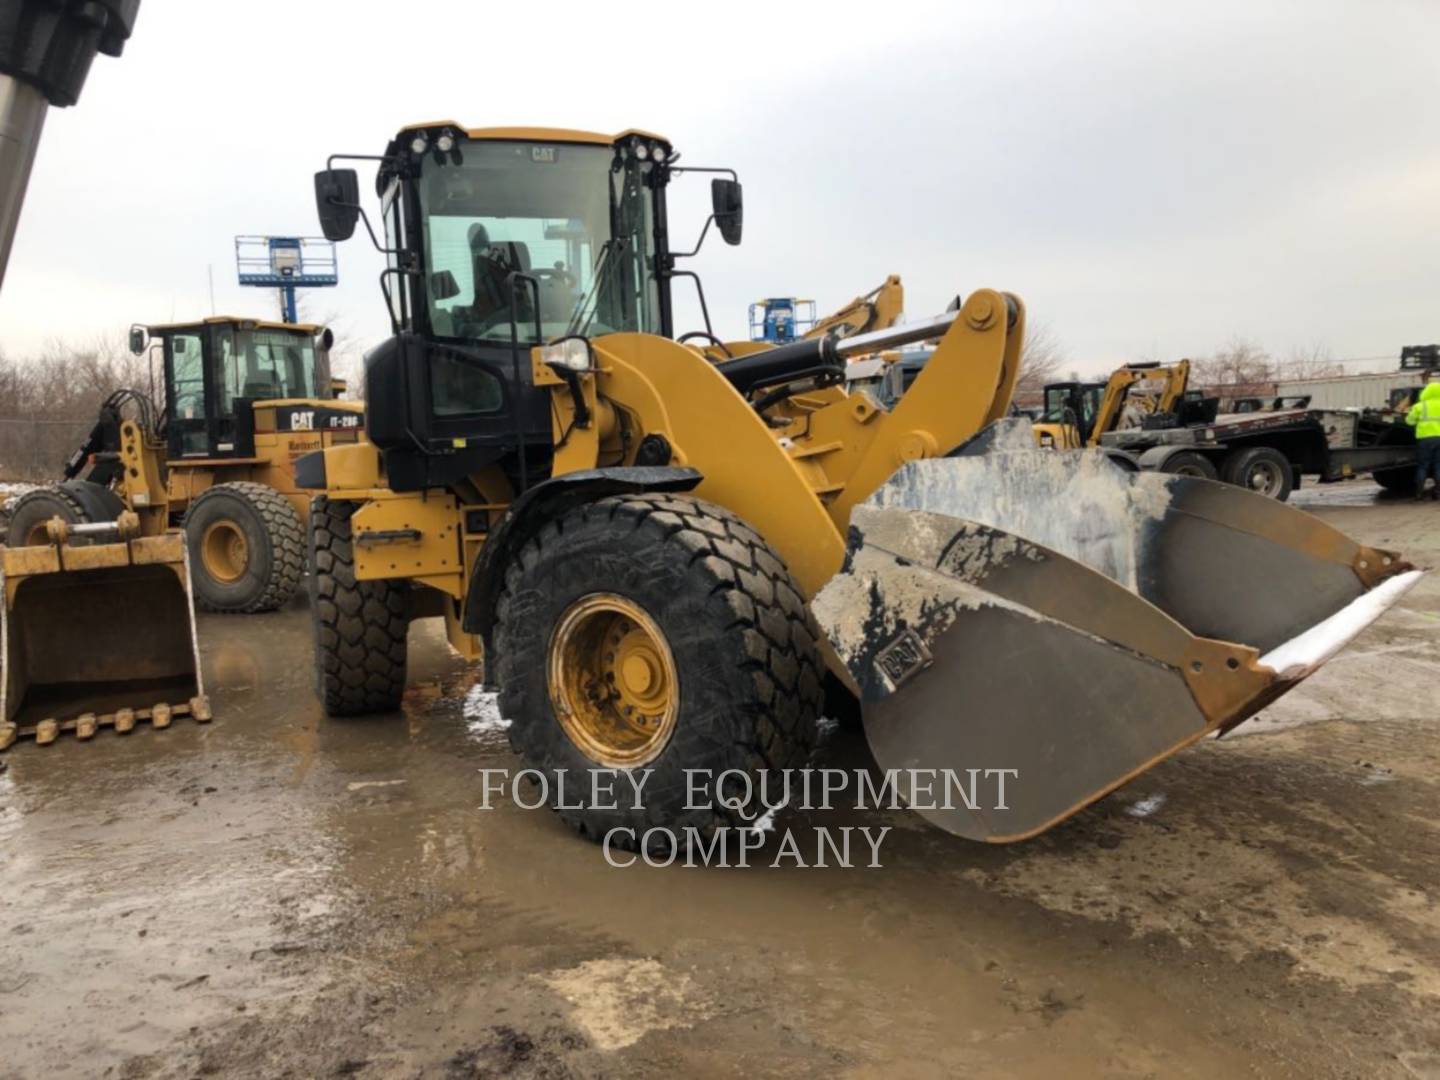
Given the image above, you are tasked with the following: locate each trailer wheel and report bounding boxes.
[1160,451,1219,481]
[1221,446,1293,501]
[309,496,408,716]
[5,483,119,547]
[493,492,826,852]
[184,482,304,612]
[1373,467,1417,497]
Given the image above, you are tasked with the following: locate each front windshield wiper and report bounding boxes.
[566,237,628,338]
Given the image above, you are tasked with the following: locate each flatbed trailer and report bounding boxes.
[1099,407,1418,501]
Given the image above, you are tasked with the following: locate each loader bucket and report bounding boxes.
[812,423,1420,842]
[1,529,208,749]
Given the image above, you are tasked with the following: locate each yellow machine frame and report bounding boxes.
[317,289,1022,669]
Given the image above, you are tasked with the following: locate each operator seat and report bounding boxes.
[468,229,533,326]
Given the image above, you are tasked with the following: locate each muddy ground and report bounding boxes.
[2,481,1438,1078]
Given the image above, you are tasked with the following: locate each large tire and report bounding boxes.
[493,492,826,851]
[1373,467,1418,497]
[6,485,98,547]
[309,496,408,716]
[183,482,304,613]
[1159,450,1220,481]
[1221,446,1293,501]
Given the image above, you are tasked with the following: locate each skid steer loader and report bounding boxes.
[0,0,209,750]
[6,317,364,613]
[296,122,1418,847]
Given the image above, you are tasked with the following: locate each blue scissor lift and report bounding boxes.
[235,235,338,324]
[748,297,817,344]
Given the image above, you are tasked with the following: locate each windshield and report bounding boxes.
[1043,386,1073,423]
[419,140,662,344]
[220,328,319,405]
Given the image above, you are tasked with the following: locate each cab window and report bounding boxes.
[235,330,318,400]
[169,333,206,420]
[430,350,505,417]
[214,327,240,417]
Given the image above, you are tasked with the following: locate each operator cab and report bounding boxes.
[1042,381,1105,444]
[129,318,334,459]
[313,124,743,494]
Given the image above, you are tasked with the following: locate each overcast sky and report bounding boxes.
[0,0,1435,376]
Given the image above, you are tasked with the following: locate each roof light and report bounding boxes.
[634,141,650,161]
[436,132,455,153]
[410,134,428,155]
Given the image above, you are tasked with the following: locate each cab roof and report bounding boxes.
[143,316,324,335]
[398,122,670,148]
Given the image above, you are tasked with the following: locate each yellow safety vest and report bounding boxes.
[1409,395,1440,439]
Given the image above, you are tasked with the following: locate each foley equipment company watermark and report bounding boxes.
[476,767,1017,868]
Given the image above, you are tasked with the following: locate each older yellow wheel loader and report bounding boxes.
[6,317,363,613]
[296,122,1419,846]
[0,0,207,750]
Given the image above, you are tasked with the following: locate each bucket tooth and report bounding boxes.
[814,439,1421,842]
[35,719,59,746]
[191,695,213,723]
[0,724,15,751]
[114,708,136,734]
[151,703,173,730]
[75,713,98,740]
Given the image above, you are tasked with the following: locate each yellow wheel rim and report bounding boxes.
[24,521,49,546]
[200,519,249,583]
[547,593,679,768]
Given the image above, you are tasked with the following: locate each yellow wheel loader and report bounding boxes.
[6,317,364,613]
[296,122,1418,846]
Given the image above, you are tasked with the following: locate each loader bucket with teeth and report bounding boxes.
[1,516,208,749]
[812,426,1421,842]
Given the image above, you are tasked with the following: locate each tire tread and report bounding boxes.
[309,496,408,715]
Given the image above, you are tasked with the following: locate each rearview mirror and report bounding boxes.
[430,269,460,301]
[128,325,147,355]
[711,178,743,245]
[314,168,361,242]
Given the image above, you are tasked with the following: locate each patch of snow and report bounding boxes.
[1125,793,1167,818]
[1259,570,1424,679]
[749,803,782,834]
[346,779,407,792]
[462,683,512,735]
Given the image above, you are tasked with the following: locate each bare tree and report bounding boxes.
[294,291,366,400]
[1276,343,1344,380]
[1190,336,1275,396]
[0,333,152,481]
[1016,322,1067,394]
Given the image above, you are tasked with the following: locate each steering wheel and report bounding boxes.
[678,330,732,358]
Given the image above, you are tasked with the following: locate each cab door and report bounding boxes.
[209,324,245,455]
[165,330,211,457]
